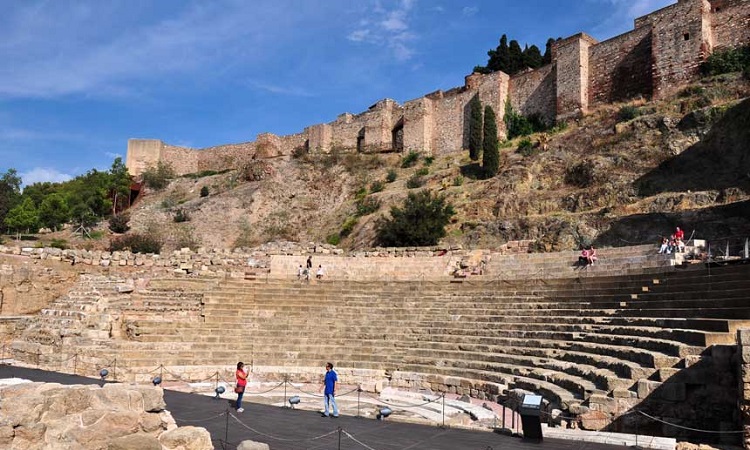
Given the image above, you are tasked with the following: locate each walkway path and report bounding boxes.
[0,365,629,450]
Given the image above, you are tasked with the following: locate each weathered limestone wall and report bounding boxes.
[0,256,77,315]
[162,143,200,175]
[589,26,654,105]
[739,329,750,449]
[326,100,403,153]
[125,139,163,178]
[640,0,713,99]
[710,0,750,50]
[508,64,556,124]
[402,97,436,154]
[306,123,333,153]
[554,33,597,120]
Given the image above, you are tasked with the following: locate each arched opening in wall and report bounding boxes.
[357,128,365,153]
[392,118,404,153]
[129,181,142,208]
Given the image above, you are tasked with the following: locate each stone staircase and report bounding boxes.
[6,248,748,434]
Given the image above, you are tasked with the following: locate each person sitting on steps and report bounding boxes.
[587,246,597,266]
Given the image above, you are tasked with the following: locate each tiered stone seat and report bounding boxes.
[8,248,749,429]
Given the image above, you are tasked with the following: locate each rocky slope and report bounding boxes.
[119,74,750,252]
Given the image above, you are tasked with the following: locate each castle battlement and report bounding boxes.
[126,0,749,177]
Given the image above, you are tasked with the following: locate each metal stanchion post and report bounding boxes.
[225,408,230,445]
[160,365,164,384]
[113,357,117,382]
[215,372,219,391]
[36,350,41,367]
[283,375,288,407]
[502,404,506,430]
[442,393,446,428]
[357,387,361,418]
[73,354,78,375]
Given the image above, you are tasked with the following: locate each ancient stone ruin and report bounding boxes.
[125,0,750,177]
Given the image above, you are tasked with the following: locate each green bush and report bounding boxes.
[49,239,68,250]
[504,102,547,139]
[565,161,596,188]
[340,216,359,237]
[616,105,641,123]
[701,45,750,76]
[326,233,341,246]
[141,162,175,191]
[173,209,190,223]
[482,105,500,177]
[415,167,429,176]
[200,186,209,197]
[354,187,368,200]
[516,138,535,157]
[108,213,130,233]
[375,190,455,246]
[406,175,425,189]
[355,197,381,216]
[370,180,384,193]
[109,233,162,254]
[453,175,464,186]
[386,170,398,183]
[401,151,420,168]
[424,156,434,166]
[678,86,705,97]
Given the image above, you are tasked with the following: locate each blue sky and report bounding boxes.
[0,0,674,185]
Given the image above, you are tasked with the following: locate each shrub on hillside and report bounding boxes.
[340,216,359,237]
[108,213,130,233]
[173,209,190,223]
[109,233,162,254]
[415,167,429,176]
[200,186,209,197]
[141,162,175,191]
[375,190,455,247]
[326,233,341,246]
[565,161,597,188]
[701,45,750,77]
[370,180,384,193]
[401,151,420,168]
[616,105,641,123]
[386,170,397,183]
[516,138,535,157]
[406,175,425,189]
[355,196,381,217]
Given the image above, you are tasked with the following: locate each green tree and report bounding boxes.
[4,197,39,234]
[109,157,131,214]
[482,105,500,177]
[38,193,69,231]
[142,161,175,190]
[0,169,22,228]
[508,40,524,74]
[375,190,455,247]
[468,96,484,161]
[523,44,544,69]
[543,38,555,65]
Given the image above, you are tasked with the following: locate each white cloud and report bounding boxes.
[588,0,675,38]
[462,6,478,17]
[346,0,418,61]
[20,167,73,186]
[247,80,316,97]
[0,2,287,99]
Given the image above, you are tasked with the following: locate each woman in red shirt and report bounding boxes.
[235,362,248,412]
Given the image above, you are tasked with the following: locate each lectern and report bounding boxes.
[519,394,543,441]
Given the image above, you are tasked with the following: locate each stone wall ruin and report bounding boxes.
[126,0,750,177]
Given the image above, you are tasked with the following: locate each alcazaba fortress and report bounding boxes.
[126,0,749,178]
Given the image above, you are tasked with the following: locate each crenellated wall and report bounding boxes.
[126,0,750,177]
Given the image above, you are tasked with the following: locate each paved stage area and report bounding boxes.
[0,365,630,450]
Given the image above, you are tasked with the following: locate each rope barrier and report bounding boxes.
[229,413,339,442]
[342,429,379,450]
[361,391,442,408]
[636,410,745,434]
[244,380,287,395]
[175,411,228,423]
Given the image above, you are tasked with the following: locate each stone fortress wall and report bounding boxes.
[125,0,750,177]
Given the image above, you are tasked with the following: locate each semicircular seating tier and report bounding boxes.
[5,245,748,436]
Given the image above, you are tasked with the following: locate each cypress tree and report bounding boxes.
[482,105,500,177]
[468,96,483,161]
[523,45,544,69]
[543,38,555,65]
[508,40,524,74]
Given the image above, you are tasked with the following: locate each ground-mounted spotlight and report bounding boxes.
[99,369,109,381]
[152,376,162,386]
[214,385,225,400]
[377,407,393,420]
[288,395,301,408]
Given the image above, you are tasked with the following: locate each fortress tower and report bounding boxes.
[126,0,749,177]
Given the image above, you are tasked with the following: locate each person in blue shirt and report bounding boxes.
[321,362,339,418]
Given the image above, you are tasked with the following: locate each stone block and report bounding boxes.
[637,379,661,399]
